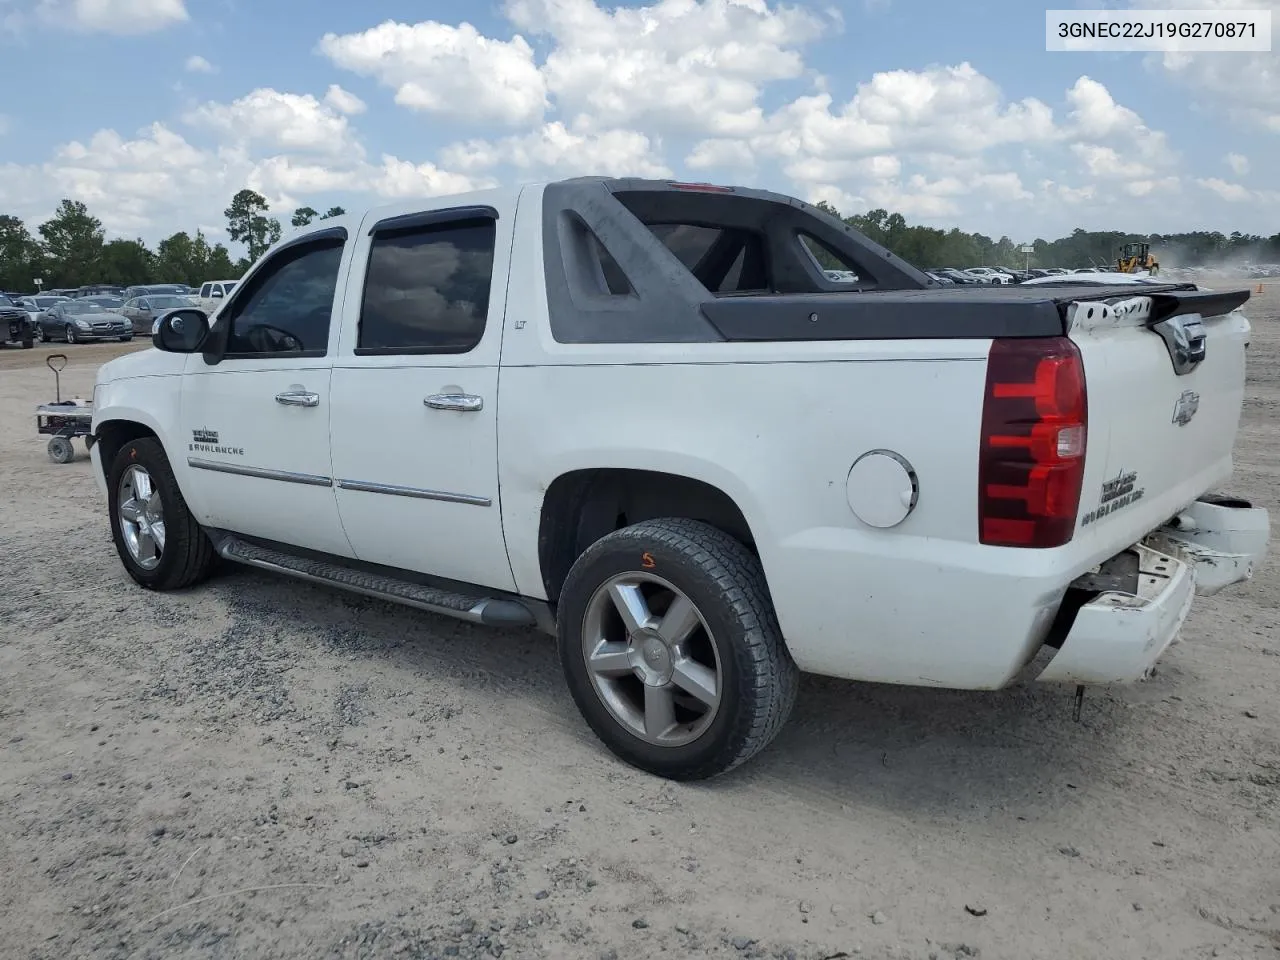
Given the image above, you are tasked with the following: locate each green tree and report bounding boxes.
[99,238,153,285]
[154,231,195,283]
[224,189,282,262]
[321,206,346,219]
[38,199,104,287]
[0,214,43,290]
[291,206,318,227]
[206,243,237,278]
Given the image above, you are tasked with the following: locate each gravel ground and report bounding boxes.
[2,285,1278,960]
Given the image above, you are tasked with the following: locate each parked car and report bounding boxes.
[193,279,239,315]
[924,271,955,285]
[34,300,132,343]
[78,295,126,312]
[122,283,191,301]
[964,267,1015,284]
[0,294,34,348]
[16,295,71,324]
[121,294,197,333]
[931,268,985,285]
[87,176,1270,781]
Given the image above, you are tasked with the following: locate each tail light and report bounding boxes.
[978,337,1087,548]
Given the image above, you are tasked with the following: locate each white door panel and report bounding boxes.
[329,190,517,592]
[180,362,353,557]
[330,366,512,588]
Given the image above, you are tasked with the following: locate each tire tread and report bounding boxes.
[561,517,798,780]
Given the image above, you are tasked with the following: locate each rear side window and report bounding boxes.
[357,218,496,355]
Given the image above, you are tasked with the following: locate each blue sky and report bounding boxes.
[1,0,1276,251]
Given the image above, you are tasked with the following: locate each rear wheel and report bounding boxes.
[557,518,798,781]
[107,437,216,590]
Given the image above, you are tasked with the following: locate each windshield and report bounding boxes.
[150,295,194,308]
[36,297,66,307]
[223,282,237,293]
[85,297,124,307]
[70,302,107,314]
[0,296,13,307]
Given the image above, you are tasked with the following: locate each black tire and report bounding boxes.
[47,436,75,464]
[65,324,77,344]
[21,332,33,349]
[557,518,799,781]
[107,437,216,591]
[119,336,133,342]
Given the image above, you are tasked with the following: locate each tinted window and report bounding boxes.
[224,239,344,356]
[358,218,495,354]
[645,223,768,293]
[199,284,211,298]
[0,296,13,307]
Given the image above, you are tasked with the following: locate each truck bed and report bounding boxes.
[699,283,1252,341]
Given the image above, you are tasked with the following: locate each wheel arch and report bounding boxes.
[93,418,162,487]
[537,468,758,604]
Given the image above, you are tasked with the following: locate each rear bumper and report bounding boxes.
[1036,496,1270,685]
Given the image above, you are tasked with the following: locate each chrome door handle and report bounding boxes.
[275,390,320,407]
[424,393,483,412]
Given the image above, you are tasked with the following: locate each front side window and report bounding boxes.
[357,218,495,354]
[224,239,344,356]
[199,283,211,298]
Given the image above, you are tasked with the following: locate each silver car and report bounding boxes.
[121,294,197,334]
[34,300,133,343]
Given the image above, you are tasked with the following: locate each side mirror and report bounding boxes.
[153,309,209,353]
[211,289,223,298]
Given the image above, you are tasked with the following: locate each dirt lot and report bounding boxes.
[2,285,1278,960]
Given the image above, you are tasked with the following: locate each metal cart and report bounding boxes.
[35,354,94,464]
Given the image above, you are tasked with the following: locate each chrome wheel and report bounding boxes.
[117,464,165,570]
[580,572,722,747]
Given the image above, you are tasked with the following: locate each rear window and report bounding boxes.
[644,223,769,294]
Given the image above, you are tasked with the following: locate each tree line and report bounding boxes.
[4,188,1277,293]
[0,189,345,292]
[816,202,1280,270]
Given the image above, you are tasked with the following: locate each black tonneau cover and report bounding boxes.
[698,283,1251,342]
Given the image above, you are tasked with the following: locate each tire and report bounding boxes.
[119,336,132,342]
[47,436,75,464]
[21,335,32,349]
[65,324,77,344]
[107,436,216,591]
[557,518,799,781]
[33,325,44,343]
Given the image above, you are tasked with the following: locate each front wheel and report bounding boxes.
[557,518,799,781]
[107,437,216,590]
[65,324,77,344]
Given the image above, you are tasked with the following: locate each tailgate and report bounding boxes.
[1067,287,1251,556]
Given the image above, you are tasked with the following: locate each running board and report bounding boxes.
[211,534,542,629]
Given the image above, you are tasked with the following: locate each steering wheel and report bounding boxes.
[240,324,304,353]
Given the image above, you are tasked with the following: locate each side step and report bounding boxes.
[213,534,541,629]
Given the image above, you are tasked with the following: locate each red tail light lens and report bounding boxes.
[978,337,1088,548]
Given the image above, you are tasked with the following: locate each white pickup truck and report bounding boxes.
[88,176,1270,781]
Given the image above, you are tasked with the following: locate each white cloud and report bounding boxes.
[185,88,361,157]
[34,0,187,34]
[368,156,496,199]
[184,54,214,73]
[503,0,829,137]
[1070,143,1153,180]
[1225,152,1250,176]
[686,138,757,171]
[323,84,366,116]
[1197,177,1252,202]
[317,19,548,127]
[441,121,671,178]
[1132,0,1280,134]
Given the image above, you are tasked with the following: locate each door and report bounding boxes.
[178,228,355,558]
[329,200,516,591]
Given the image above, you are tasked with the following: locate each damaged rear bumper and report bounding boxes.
[1036,495,1270,685]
